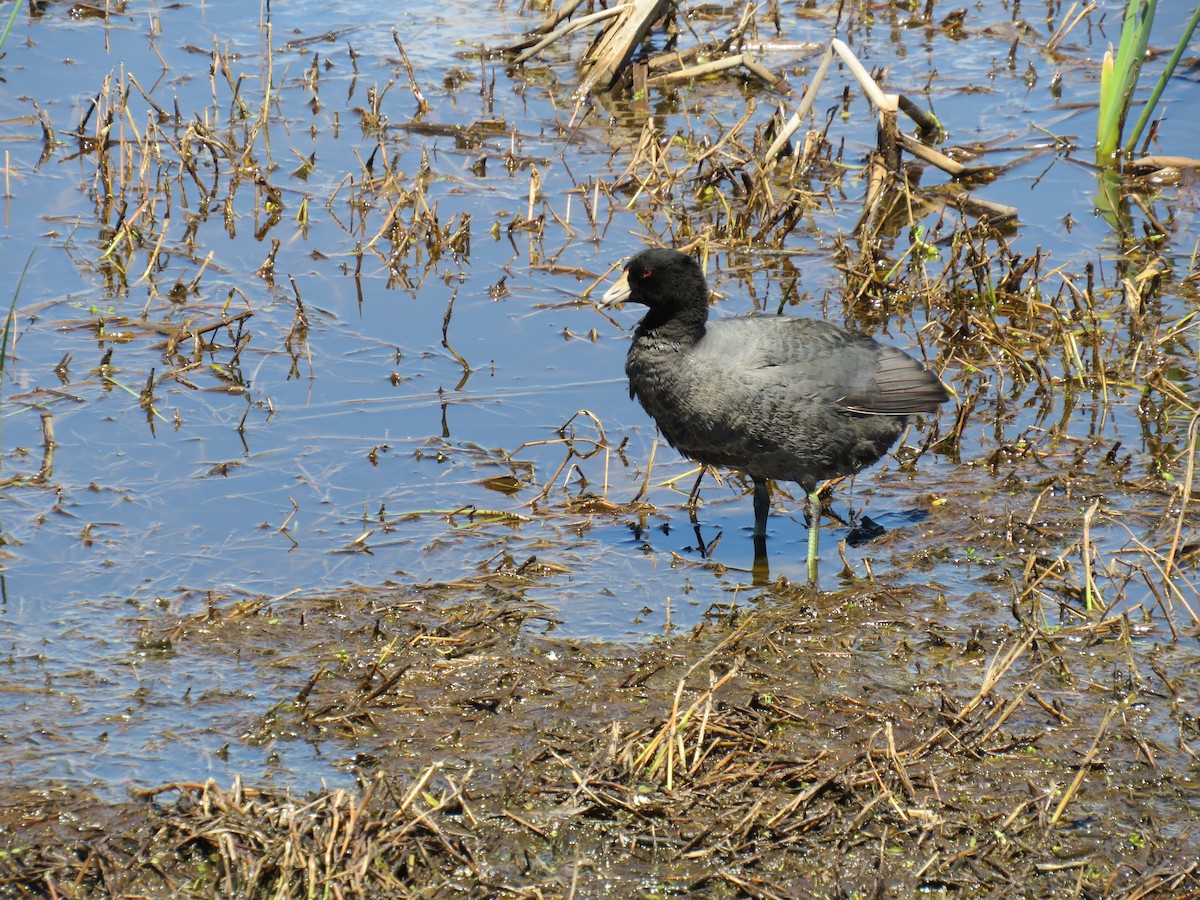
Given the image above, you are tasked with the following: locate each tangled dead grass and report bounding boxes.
[2,572,1198,898]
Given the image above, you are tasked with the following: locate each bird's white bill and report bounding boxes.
[600,270,631,307]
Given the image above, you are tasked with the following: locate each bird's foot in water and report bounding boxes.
[846,515,886,547]
[845,508,931,548]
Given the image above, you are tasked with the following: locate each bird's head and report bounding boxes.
[600,248,708,314]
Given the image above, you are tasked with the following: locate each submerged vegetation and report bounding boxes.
[0,0,1198,896]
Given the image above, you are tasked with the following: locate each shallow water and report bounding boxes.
[0,0,1197,793]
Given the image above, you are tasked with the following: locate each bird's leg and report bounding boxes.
[752,478,772,583]
[752,478,770,538]
[804,481,821,584]
[752,535,770,584]
[686,467,707,523]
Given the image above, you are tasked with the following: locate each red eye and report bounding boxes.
[640,267,653,279]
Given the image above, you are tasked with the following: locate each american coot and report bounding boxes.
[601,247,949,581]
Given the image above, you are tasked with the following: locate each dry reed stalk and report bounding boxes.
[647,53,748,85]
[513,5,627,65]
[646,53,782,88]
[578,0,669,96]
[515,409,612,504]
[1048,705,1118,827]
[909,630,1038,756]
[1047,1,1099,52]
[392,32,430,115]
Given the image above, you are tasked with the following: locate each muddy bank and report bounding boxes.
[3,575,1197,897]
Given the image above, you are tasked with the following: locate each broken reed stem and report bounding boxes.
[1017,537,1085,616]
[575,0,666,100]
[397,761,443,815]
[392,32,430,115]
[38,412,56,482]
[646,53,781,88]
[976,664,1047,745]
[1048,705,1118,827]
[1161,408,1200,616]
[631,439,657,503]
[635,662,741,789]
[648,54,747,85]
[910,630,1038,757]
[630,618,758,788]
[513,5,627,65]
[1047,1,1099,53]
[898,132,965,177]
[441,287,470,374]
[534,0,588,34]
[764,38,896,166]
[1081,497,1102,612]
[762,42,835,163]
[517,410,610,505]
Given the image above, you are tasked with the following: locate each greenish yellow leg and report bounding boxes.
[806,490,821,583]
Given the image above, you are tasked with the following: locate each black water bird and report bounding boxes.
[601,247,949,581]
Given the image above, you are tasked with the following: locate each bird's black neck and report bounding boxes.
[634,302,709,347]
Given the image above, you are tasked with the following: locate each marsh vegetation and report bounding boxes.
[0,0,1198,895]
